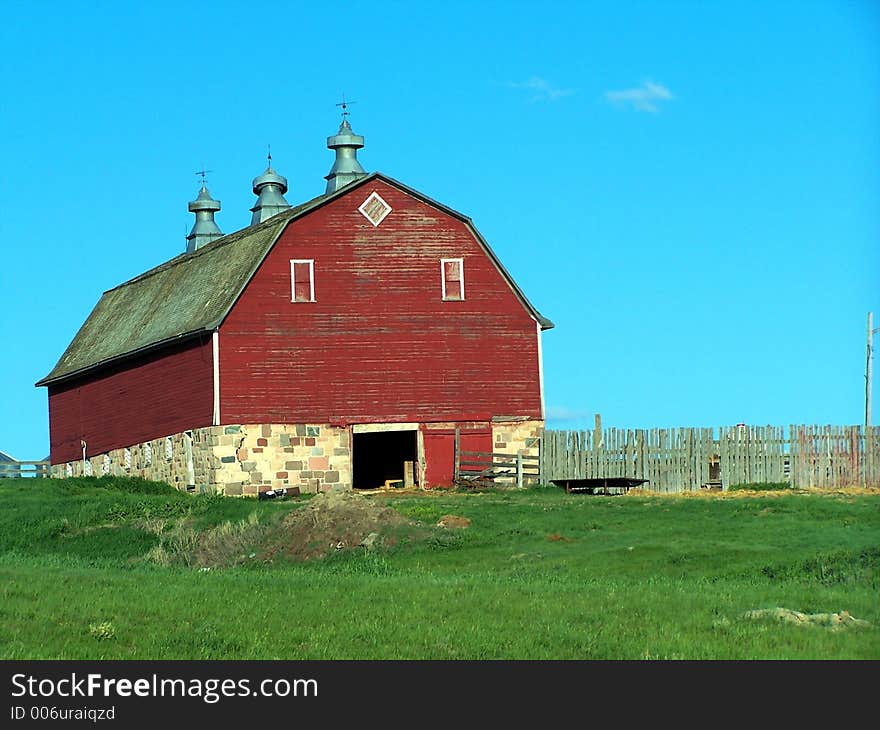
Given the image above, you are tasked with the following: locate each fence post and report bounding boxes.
[516,450,523,489]
[538,437,545,485]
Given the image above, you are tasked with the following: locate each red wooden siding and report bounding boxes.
[48,337,214,463]
[219,180,543,426]
[422,432,455,487]
[423,425,492,487]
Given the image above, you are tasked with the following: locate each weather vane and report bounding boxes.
[195,166,213,186]
[267,144,272,166]
[336,94,357,120]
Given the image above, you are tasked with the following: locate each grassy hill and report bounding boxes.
[0,477,877,659]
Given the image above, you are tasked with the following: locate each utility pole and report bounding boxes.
[867,312,880,427]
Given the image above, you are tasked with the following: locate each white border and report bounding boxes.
[440,258,465,301]
[358,191,392,227]
[536,320,545,420]
[290,259,315,302]
[184,430,195,488]
[212,330,220,426]
[352,422,420,434]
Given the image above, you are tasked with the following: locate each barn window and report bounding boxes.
[441,258,464,301]
[102,454,111,475]
[358,191,392,227]
[165,437,173,461]
[144,442,152,467]
[124,448,131,471]
[83,459,92,476]
[290,259,315,303]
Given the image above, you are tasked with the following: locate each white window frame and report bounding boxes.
[441,258,465,301]
[290,259,316,303]
[358,191,392,227]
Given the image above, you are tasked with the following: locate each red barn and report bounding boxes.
[37,118,553,494]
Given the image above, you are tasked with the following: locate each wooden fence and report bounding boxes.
[0,461,51,478]
[542,425,880,492]
[788,425,879,489]
[454,450,541,488]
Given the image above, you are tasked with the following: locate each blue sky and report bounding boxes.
[1,1,878,460]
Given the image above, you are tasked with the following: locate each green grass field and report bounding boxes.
[0,476,877,659]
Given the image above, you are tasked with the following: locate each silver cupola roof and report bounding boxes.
[250,153,291,225]
[324,117,367,193]
[186,184,223,253]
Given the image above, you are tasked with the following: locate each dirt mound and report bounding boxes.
[262,490,420,562]
[173,490,431,568]
[437,515,471,529]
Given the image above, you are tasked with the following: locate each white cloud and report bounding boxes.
[545,405,595,422]
[509,76,576,103]
[605,80,674,113]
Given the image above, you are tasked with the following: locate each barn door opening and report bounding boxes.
[352,430,418,490]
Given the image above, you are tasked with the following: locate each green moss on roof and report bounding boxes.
[38,193,334,386]
[37,217,287,385]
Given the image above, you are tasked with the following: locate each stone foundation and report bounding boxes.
[51,419,545,494]
[492,419,543,460]
[52,423,350,496]
[53,429,216,490]
[212,424,350,496]
[492,419,544,484]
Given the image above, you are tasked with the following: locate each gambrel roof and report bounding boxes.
[37,173,553,387]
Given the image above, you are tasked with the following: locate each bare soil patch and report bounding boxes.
[260,490,427,562]
[437,515,471,529]
[160,491,435,568]
[547,533,575,543]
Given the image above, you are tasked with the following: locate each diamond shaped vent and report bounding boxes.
[358,192,392,227]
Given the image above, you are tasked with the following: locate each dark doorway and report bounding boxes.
[353,430,418,490]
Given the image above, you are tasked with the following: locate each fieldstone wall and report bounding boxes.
[51,423,353,496]
[211,424,351,496]
[51,428,215,491]
[493,419,543,458]
[50,419,544,494]
[492,419,544,484]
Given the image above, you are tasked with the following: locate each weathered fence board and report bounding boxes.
[454,447,540,488]
[542,425,880,492]
[0,461,51,478]
[788,425,878,489]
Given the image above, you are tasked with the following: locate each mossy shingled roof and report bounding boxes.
[35,198,317,386]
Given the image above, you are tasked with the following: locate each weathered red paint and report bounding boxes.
[219,179,543,426]
[44,178,544,489]
[422,432,455,487]
[47,336,214,463]
[422,424,492,487]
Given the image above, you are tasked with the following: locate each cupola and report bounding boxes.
[185,182,223,253]
[250,152,291,224]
